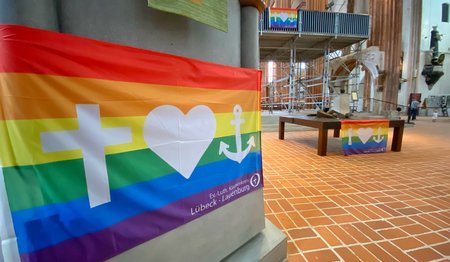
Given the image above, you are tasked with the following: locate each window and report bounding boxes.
[443,3,449,22]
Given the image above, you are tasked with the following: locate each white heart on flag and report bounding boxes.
[143,105,216,179]
[280,13,289,22]
[357,128,373,144]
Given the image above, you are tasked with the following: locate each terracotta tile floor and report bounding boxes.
[262,117,450,261]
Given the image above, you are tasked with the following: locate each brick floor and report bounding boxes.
[262,117,450,261]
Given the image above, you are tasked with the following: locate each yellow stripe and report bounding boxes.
[0,112,260,167]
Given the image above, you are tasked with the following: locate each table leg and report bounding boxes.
[317,128,327,156]
[278,119,285,140]
[391,125,404,151]
[333,128,340,137]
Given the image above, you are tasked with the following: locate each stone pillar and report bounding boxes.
[0,0,59,31]
[1,0,286,260]
[241,6,260,68]
[400,0,422,107]
[237,2,287,262]
[240,1,264,68]
[367,0,403,111]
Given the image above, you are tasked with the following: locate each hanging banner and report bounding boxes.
[148,0,228,32]
[341,120,389,155]
[0,25,262,261]
[269,8,298,29]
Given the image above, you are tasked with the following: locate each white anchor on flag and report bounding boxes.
[219,105,255,163]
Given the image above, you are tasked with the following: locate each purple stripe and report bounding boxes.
[20,172,263,262]
[343,147,386,155]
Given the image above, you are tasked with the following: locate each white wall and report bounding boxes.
[416,0,450,101]
[399,0,450,109]
[399,0,414,107]
[421,0,450,51]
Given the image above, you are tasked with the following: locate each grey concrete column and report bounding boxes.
[241,6,260,69]
[0,0,59,31]
[58,0,241,67]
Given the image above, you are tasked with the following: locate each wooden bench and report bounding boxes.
[278,116,405,156]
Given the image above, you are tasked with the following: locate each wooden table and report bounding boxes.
[278,116,405,156]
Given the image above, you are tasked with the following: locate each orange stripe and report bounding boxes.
[0,73,260,120]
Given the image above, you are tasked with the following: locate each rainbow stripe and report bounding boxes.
[269,8,298,29]
[0,25,262,261]
[341,120,389,155]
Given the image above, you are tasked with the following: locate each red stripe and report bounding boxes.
[0,25,260,91]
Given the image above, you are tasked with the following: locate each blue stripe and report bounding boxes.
[12,152,262,254]
[342,140,387,150]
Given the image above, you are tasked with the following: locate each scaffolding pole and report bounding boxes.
[261,39,368,113]
[322,44,331,109]
[288,41,296,113]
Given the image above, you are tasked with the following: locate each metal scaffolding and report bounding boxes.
[259,8,370,113]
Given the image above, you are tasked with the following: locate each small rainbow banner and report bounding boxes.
[269,8,298,29]
[341,120,389,156]
[0,25,262,261]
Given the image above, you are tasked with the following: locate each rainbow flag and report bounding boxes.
[341,120,389,155]
[0,25,262,261]
[269,8,298,29]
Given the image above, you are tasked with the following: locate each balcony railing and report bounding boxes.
[260,8,370,38]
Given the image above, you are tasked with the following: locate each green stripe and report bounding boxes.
[3,132,260,212]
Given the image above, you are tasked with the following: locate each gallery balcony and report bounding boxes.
[259,8,371,62]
